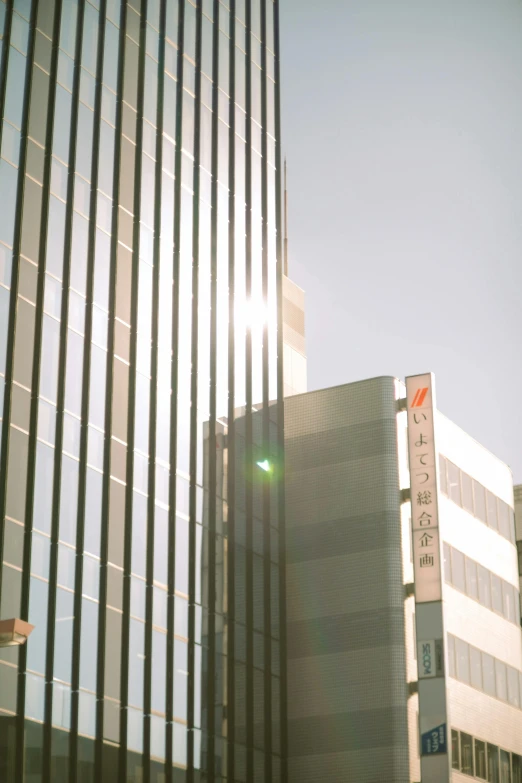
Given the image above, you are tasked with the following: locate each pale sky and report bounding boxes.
[280,0,522,484]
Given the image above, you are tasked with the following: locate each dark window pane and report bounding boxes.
[452,548,466,593]
[513,754,522,783]
[448,461,461,506]
[456,638,470,684]
[452,729,460,770]
[500,749,511,783]
[470,645,483,690]
[487,491,498,531]
[461,472,473,513]
[491,573,503,615]
[439,454,447,494]
[495,659,507,702]
[478,565,492,610]
[475,738,487,780]
[461,732,473,776]
[443,542,452,583]
[474,481,487,523]
[466,557,478,600]
[488,744,499,783]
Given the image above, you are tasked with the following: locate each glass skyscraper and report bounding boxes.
[0,0,286,780]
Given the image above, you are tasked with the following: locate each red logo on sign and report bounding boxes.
[411,387,428,408]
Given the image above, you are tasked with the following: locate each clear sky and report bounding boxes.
[279,0,522,484]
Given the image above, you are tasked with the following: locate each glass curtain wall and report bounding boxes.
[0,0,285,781]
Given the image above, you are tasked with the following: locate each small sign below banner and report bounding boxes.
[418,639,444,678]
[422,723,447,755]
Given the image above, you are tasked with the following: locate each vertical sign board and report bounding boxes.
[406,373,450,783]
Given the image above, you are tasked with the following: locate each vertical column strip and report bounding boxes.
[207,0,221,779]
[0,0,13,161]
[143,0,167,779]
[120,0,149,778]
[42,2,86,779]
[244,1,254,779]
[0,0,37,581]
[94,0,128,776]
[69,1,108,780]
[272,1,287,779]
[259,0,272,778]
[187,0,203,777]
[226,2,237,780]
[165,1,185,776]
[12,1,52,778]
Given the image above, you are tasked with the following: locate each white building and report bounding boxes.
[285,374,522,783]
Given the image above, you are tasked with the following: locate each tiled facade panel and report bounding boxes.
[287,607,405,658]
[449,679,522,754]
[285,457,401,528]
[287,648,410,718]
[289,746,409,783]
[285,377,410,783]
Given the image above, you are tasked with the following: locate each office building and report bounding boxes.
[0,0,286,780]
[281,273,305,397]
[285,375,522,783]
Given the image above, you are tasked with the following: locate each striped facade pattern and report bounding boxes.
[284,377,411,783]
[0,0,287,781]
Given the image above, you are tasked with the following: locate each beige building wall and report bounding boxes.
[282,275,306,397]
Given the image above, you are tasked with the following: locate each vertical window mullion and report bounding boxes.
[272,0,287,777]
[69,0,108,778]
[119,0,149,779]
[94,0,128,776]
[226,3,237,781]
[187,0,204,777]
[165,0,185,777]
[143,0,167,779]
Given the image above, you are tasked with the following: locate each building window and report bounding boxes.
[461,732,474,776]
[447,460,461,505]
[477,563,492,609]
[475,738,487,780]
[486,491,498,531]
[452,729,460,770]
[470,645,483,690]
[488,744,500,783]
[474,480,487,523]
[461,471,473,514]
[456,638,470,684]
[482,652,496,697]
[451,548,466,593]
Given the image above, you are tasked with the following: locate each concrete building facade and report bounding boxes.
[285,375,522,783]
